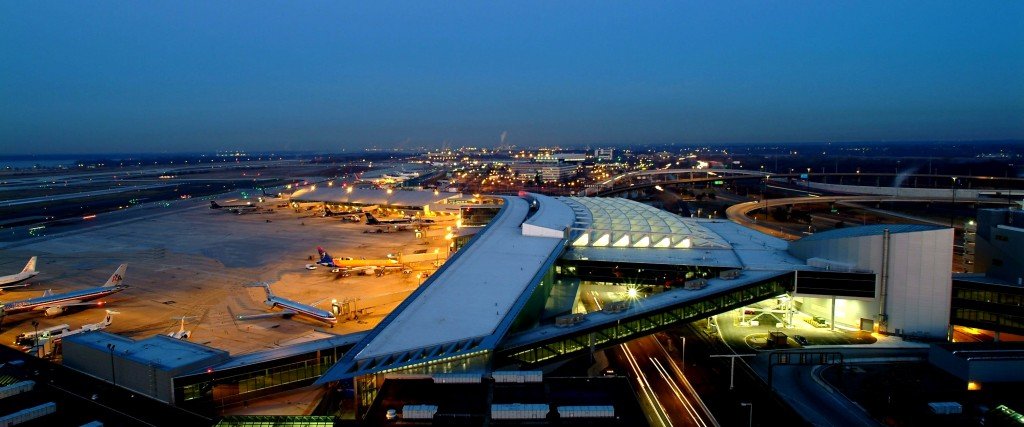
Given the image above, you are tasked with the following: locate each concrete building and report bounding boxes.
[539,164,578,182]
[594,148,614,162]
[974,209,1024,283]
[62,332,230,404]
[289,187,463,215]
[534,152,587,163]
[951,208,1024,340]
[787,224,954,337]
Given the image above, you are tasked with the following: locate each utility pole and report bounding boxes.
[709,354,755,390]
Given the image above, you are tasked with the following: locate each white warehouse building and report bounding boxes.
[787,224,954,338]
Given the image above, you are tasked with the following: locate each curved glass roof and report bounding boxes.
[559,197,731,249]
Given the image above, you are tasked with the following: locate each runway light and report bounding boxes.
[968,381,982,391]
[346,187,353,194]
[627,287,639,299]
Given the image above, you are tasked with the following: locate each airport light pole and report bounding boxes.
[107,343,116,389]
[31,321,38,352]
[740,402,753,427]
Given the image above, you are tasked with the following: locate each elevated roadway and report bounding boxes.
[586,168,1024,197]
[724,195,1015,240]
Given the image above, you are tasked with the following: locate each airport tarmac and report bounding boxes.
[0,198,441,355]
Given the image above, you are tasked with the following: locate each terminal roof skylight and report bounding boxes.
[559,197,731,249]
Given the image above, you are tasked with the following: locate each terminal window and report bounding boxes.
[795,271,876,298]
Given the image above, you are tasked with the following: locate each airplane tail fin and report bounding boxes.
[103,310,119,326]
[103,264,127,287]
[43,289,53,297]
[22,256,37,273]
[317,246,333,265]
[210,201,220,209]
[365,213,380,225]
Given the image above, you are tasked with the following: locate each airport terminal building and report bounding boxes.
[289,187,464,215]
[313,193,956,408]
[55,192,959,415]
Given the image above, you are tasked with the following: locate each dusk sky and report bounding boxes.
[2,1,1022,154]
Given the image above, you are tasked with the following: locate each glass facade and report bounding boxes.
[174,346,351,412]
[215,415,334,427]
[496,274,793,366]
[951,279,1024,336]
[354,351,491,408]
[556,259,724,288]
[460,205,502,227]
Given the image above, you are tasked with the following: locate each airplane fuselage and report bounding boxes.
[1,285,127,315]
[267,296,337,325]
[0,271,38,288]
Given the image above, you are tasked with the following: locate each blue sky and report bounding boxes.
[1,1,1022,154]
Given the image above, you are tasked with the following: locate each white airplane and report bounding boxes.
[0,264,127,317]
[236,283,337,327]
[57,310,119,340]
[210,200,259,214]
[168,316,195,340]
[0,256,39,290]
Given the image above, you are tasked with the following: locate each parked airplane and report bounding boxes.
[168,316,194,340]
[0,264,127,317]
[313,247,395,275]
[321,207,363,222]
[210,200,258,214]
[17,310,119,356]
[55,309,119,341]
[0,256,39,290]
[365,213,412,225]
[236,283,337,327]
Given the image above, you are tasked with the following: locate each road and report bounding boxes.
[611,335,719,427]
[0,183,177,207]
[724,194,1011,240]
[583,290,718,427]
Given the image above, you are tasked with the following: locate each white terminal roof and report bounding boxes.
[559,197,807,271]
[560,197,731,249]
[321,195,812,381]
[353,195,574,361]
[290,187,455,207]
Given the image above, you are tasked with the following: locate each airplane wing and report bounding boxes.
[236,310,297,321]
[0,283,32,291]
